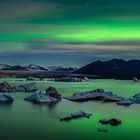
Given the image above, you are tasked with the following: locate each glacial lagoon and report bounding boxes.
[0,78,140,140]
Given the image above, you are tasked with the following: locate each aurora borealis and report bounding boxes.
[0,0,140,66]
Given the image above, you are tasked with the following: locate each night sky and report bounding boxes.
[0,0,140,66]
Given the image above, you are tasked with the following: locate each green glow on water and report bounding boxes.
[0,79,140,140]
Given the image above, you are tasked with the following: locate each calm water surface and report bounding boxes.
[0,78,140,140]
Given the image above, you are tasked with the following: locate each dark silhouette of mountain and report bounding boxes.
[74,59,140,79]
[2,65,28,71]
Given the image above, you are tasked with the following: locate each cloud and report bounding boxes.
[0,39,140,53]
[0,0,65,19]
[94,40,140,46]
[0,47,140,66]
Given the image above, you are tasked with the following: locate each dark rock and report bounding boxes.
[109,118,121,126]
[0,81,14,92]
[0,82,38,93]
[99,118,122,126]
[46,87,61,99]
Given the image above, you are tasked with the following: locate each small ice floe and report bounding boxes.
[133,93,140,103]
[133,77,139,83]
[15,82,37,92]
[65,88,123,102]
[24,90,60,103]
[97,128,108,133]
[99,118,110,124]
[59,110,92,121]
[99,118,122,126]
[117,98,134,106]
[0,93,14,103]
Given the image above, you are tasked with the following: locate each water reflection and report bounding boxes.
[26,101,60,119]
[0,101,13,111]
[32,102,59,109]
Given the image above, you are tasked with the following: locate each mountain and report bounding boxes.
[2,65,28,71]
[47,66,78,73]
[27,64,48,71]
[0,64,76,73]
[0,64,48,71]
[74,59,140,79]
[0,64,11,70]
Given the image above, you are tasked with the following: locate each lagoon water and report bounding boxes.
[0,79,140,140]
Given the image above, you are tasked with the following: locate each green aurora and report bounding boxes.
[0,0,140,65]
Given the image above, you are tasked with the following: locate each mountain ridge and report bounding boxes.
[74,59,140,79]
[0,64,78,73]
